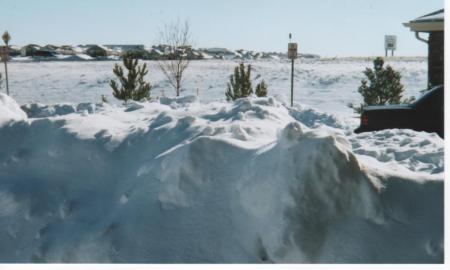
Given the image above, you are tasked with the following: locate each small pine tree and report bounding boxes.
[255,80,268,97]
[110,56,151,102]
[225,63,252,101]
[354,57,405,113]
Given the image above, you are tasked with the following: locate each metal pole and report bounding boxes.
[291,58,294,107]
[391,50,394,57]
[3,49,9,96]
[385,50,387,57]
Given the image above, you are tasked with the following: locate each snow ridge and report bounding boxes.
[0,95,443,263]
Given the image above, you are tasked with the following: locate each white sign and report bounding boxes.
[385,35,397,50]
[288,43,298,59]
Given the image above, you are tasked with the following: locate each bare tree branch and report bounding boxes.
[157,19,193,96]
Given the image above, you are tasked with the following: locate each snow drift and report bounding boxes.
[0,93,27,125]
[0,95,443,263]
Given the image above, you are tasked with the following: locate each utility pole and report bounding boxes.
[2,31,10,96]
[288,33,298,107]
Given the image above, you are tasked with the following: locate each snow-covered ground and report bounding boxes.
[7,58,427,118]
[0,58,443,263]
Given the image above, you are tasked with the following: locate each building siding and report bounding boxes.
[428,31,444,88]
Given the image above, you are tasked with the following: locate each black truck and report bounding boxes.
[354,85,444,138]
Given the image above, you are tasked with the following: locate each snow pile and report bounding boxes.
[0,96,443,263]
[0,93,27,126]
[288,105,346,130]
[20,102,98,118]
[350,129,444,175]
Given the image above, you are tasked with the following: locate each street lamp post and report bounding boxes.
[2,31,10,96]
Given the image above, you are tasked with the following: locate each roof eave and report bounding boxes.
[403,21,444,32]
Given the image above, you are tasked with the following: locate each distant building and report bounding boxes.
[120,47,151,59]
[43,44,58,53]
[85,45,112,58]
[202,48,229,54]
[104,44,145,52]
[21,44,54,57]
[147,47,164,60]
[404,9,444,88]
[21,44,40,56]
[199,48,238,60]
[57,45,76,55]
[58,54,93,61]
[1,45,21,57]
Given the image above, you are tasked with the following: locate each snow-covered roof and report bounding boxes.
[104,44,145,51]
[403,9,444,32]
[73,46,85,53]
[85,44,111,52]
[413,9,444,23]
[9,45,21,51]
[23,44,41,49]
[56,54,93,61]
[150,48,163,55]
[203,48,229,54]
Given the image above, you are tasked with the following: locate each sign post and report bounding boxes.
[2,31,10,96]
[288,33,298,107]
[384,35,397,57]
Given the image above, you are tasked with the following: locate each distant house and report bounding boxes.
[102,45,148,58]
[203,48,229,54]
[200,48,237,60]
[21,44,40,56]
[147,47,164,60]
[121,47,151,59]
[73,46,86,54]
[43,44,58,53]
[85,45,112,58]
[58,54,93,61]
[404,9,444,88]
[57,45,76,55]
[21,44,55,57]
[187,50,203,60]
[1,45,21,57]
[104,44,145,52]
[153,44,173,55]
[199,51,213,59]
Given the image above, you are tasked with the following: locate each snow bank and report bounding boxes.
[0,93,27,126]
[20,102,98,118]
[350,129,444,175]
[0,96,443,263]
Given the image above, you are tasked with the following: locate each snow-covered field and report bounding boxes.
[8,58,427,118]
[0,58,443,263]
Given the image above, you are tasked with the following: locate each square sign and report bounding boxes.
[385,35,397,50]
[288,43,298,59]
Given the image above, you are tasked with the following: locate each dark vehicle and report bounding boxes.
[354,85,444,138]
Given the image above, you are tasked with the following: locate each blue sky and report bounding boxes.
[0,0,443,56]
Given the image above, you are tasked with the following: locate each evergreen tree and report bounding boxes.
[109,56,151,102]
[255,80,268,97]
[354,57,405,113]
[225,63,253,101]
